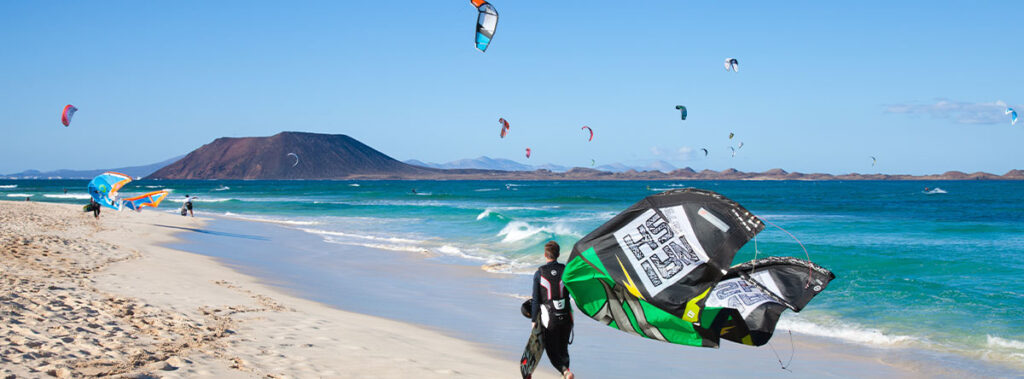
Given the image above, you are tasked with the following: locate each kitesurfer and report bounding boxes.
[183,195,196,217]
[530,241,575,379]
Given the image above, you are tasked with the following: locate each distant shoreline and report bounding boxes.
[8,168,1024,181]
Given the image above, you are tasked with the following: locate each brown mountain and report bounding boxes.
[149,132,437,179]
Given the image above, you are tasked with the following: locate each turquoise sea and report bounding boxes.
[4,179,1023,373]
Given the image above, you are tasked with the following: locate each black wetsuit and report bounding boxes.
[531,261,573,374]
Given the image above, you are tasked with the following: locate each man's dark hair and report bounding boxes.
[544,241,560,260]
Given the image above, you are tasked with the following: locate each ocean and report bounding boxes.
[5,179,1023,374]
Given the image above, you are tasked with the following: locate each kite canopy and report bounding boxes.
[88,172,132,211]
[675,105,687,120]
[724,58,739,72]
[701,257,834,346]
[729,132,735,139]
[729,147,736,157]
[122,190,168,211]
[563,189,765,347]
[61,105,78,127]
[471,0,498,52]
[1008,108,1018,126]
[287,152,300,167]
[499,118,510,138]
[870,156,877,167]
[525,147,531,158]
[582,126,593,141]
[563,189,834,349]
[701,148,709,157]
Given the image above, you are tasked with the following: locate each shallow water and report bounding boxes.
[8,179,1024,374]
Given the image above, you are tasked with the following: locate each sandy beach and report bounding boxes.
[1,200,1005,378]
[0,201,519,378]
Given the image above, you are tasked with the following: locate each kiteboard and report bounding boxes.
[180,205,188,216]
[519,323,544,379]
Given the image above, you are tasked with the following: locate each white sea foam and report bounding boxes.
[349,183,360,187]
[43,193,91,200]
[222,212,320,226]
[474,188,500,192]
[144,185,163,188]
[212,185,230,191]
[497,221,581,243]
[777,317,915,346]
[476,208,507,221]
[924,188,948,194]
[987,335,1024,350]
[6,194,32,197]
[0,185,17,189]
[299,228,423,245]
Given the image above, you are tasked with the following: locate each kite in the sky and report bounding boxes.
[675,105,687,120]
[729,147,736,157]
[499,118,510,138]
[471,0,498,52]
[582,126,594,141]
[525,148,532,158]
[724,58,739,72]
[1008,108,1018,126]
[61,105,78,127]
[122,190,168,211]
[701,148,709,157]
[729,132,735,139]
[88,172,132,210]
[287,153,299,167]
[870,156,877,167]
[737,142,744,149]
[562,189,834,348]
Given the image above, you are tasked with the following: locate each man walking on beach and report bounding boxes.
[531,241,575,379]
[183,195,196,217]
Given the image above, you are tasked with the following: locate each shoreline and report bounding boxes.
[2,200,1018,378]
[0,201,518,378]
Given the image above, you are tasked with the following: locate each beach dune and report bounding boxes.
[0,201,521,378]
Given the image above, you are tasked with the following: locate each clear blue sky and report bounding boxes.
[2,1,1021,175]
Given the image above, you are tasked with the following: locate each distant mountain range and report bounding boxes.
[403,157,680,173]
[4,156,184,179]
[7,132,1023,181]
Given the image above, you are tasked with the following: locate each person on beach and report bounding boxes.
[531,241,575,379]
[183,195,196,217]
[88,199,100,218]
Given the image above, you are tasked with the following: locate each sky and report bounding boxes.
[1,1,1022,175]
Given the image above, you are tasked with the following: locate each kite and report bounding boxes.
[701,148,708,157]
[870,156,877,167]
[287,152,299,167]
[591,159,596,167]
[525,147,531,159]
[699,257,834,347]
[582,126,593,141]
[471,0,498,52]
[562,189,834,349]
[729,147,736,157]
[724,58,739,72]
[61,105,78,127]
[122,190,169,211]
[499,118,510,138]
[675,105,687,120]
[1008,108,1018,126]
[87,172,132,211]
[562,189,765,347]
[729,132,734,139]
[737,142,744,149]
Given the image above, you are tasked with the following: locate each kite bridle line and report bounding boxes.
[755,217,815,289]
